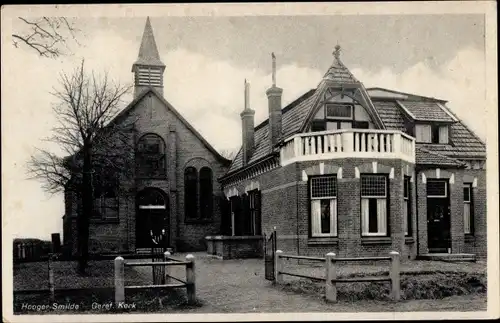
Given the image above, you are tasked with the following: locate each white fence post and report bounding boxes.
[164,251,171,284]
[48,254,55,302]
[325,252,337,302]
[389,251,401,301]
[186,254,196,304]
[275,250,283,284]
[114,256,125,306]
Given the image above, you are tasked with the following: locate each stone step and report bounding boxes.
[418,253,476,262]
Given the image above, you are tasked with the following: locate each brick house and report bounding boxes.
[62,18,230,255]
[210,46,486,261]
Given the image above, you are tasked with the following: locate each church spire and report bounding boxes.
[132,17,165,97]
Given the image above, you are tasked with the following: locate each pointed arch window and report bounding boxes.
[136,133,166,178]
[184,167,198,219]
[199,167,213,219]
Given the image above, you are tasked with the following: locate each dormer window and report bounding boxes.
[415,124,449,144]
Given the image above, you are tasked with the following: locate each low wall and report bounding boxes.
[205,236,264,259]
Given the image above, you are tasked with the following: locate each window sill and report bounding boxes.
[465,235,475,242]
[361,237,392,245]
[185,219,213,224]
[308,237,338,246]
[405,237,415,244]
[90,219,120,224]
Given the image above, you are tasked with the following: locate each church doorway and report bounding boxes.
[136,188,169,249]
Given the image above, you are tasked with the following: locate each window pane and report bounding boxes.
[326,104,352,118]
[439,126,449,144]
[361,175,386,197]
[320,199,331,234]
[404,178,409,198]
[415,124,432,143]
[368,198,378,233]
[311,176,337,198]
[427,180,447,197]
[199,167,213,219]
[463,185,471,202]
[403,200,408,235]
[464,204,471,234]
[184,167,198,219]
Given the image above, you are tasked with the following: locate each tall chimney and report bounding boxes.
[241,79,255,165]
[266,53,283,150]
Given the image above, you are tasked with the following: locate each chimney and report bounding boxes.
[266,53,283,150]
[241,79,255,165]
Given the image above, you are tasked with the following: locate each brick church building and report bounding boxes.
[63,18,486,261]
[63,18,231,255]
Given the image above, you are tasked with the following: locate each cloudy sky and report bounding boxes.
[2,8,490,240]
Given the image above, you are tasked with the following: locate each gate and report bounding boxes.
[151,230,168,285]
[264,229,277,281]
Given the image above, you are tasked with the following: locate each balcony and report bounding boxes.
[280,129,415,166]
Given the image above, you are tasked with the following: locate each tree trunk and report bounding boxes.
[77,146,92,274]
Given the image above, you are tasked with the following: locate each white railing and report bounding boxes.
[280,129,415,166]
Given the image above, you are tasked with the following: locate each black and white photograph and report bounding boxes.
[1,2,498,322]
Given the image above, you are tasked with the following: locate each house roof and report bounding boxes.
[367,87,447,102]
[111,87,231,165]
[323,45,359,83]
[397,100,456,122]
[132,17,165,68]
[225,86,485,176]
[415,147,466,168]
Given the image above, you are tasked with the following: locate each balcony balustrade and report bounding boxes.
[280,129,415,166]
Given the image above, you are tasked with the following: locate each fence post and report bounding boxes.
[48,254,55,302]
[186,254,196,305]
[164,251,171,284]
[114,256,125,306]
[389,251,400,301]
[275,250,283,284]
[325,252,337,302]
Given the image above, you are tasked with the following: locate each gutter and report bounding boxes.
[218,152,279,184]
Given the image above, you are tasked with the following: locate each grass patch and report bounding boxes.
[279,271,486,301]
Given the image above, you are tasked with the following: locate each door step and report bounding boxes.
[418,253,476,262]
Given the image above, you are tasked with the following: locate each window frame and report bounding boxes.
[199,167,213,219]
[463,183,474,235]
[426,179,448,198]
[415,123,450,144]
[184,167,199,220]
[325,103,354,120]
[309,175,338,238]
[135,133,167,179]
[360,174,389,237]
[403,176,412,236]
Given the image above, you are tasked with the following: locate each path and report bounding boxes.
[130,252,487,313]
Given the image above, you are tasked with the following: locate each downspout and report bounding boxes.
[296,162,300,256]
[415,168,420,258]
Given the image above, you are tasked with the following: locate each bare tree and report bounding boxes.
[12,17,81,58]
[27,60,134,273]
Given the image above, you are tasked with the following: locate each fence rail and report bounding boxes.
[114,252,196,306]
[275,250,401,302]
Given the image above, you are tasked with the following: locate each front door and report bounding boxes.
[426,180,451,253]
[136,188,169,249]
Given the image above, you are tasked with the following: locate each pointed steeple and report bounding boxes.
[133,17,165,67]
[323,44,358,83]
[132,17,165,97]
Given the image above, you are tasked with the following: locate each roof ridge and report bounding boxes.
[367,87,447,102]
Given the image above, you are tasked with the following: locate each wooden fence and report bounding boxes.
[275,250,400,302]
[114,252,196,306]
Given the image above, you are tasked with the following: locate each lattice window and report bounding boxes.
[361,175,387,197]
[311,176,337,198]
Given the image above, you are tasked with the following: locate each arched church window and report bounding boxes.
[184,167,198,219]
[136,133,166,178]
[199,167,213,219]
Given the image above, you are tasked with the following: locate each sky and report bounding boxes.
[2,12,489,240]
